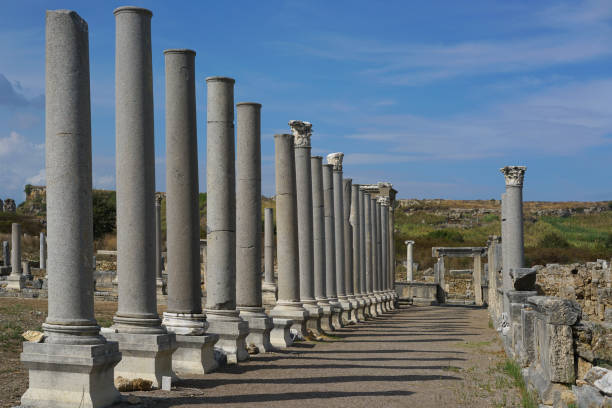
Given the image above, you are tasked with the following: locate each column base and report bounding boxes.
[20,341,121,408]
[172,334,219,375]
[6,274,25,290]
[317,302,334,332]
[355,296,367,320]
[363,296,372,318]
[239,308,273,353]
[338,298,353,325]
[269,317,294,349]
[162,312,207,335]
[348,297,360,323]
[156,278,165,296]
[303,302,323,336]
[205,311,249,364]
[374,293,384,315]
[367,295,378,317]
[328,300,344,329]
[102,330,176,388]
[270,302,309,340]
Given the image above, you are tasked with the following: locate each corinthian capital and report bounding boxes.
[326,152,344,171]
[288,120,312,148]
[377,196,390,206]
[500,166,526,187]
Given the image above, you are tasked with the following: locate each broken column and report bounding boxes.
[205,77,248,363]
[236,102,273,352]
[162,49,218,374]
[262,208,277,304]
[405,240,414,281]
[328,153,351,323]
[7,223,24,289]
[473,250,483,306]
[290,120,322,336]
[312,156,333,332]
[20,10,122,406]
[154,194,164,295]
[106,7,176,387]
[39,232,46,270]
[351,184,366,320]
[343,178,358,323]
[270,134,307,345]
[322,163,343,329]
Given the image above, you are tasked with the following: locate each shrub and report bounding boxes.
[92,191,116,239]
[538,232,570,248]
[426,229,464,242]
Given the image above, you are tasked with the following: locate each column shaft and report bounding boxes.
[154,196,162,281]
[351,185,360,296]
[376,201,383,292]
[39,233,46,269]
[322,164,337,301]
[264,208,275,285]
[343,179,353,297]
[359,190,366,296]
[371,198,378,292]
[333,169,345,299]
[364,194,372,293]
[10,224,21,275]
[311,156,326,302]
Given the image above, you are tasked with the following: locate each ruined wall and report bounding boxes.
[445,270,474,301]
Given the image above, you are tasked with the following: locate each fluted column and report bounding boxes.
[351,184,365,321]
[20,11,122,406]
[323,164,342,329]
[290,120,322,336]
[270,134,309,342]
[205,77,248,363]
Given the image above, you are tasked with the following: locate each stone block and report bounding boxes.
[172,334,219,375]
[521,308,536,363]
[20,341,121,408]
[545,323,575,383]
[529,296,581,325]
[573,384,612,408]
[102,331,176,388]
[6,274,25,290]
[511,267,537,291]
[241,311,273,353]
[270,318,293,349]
[207,317,249,364]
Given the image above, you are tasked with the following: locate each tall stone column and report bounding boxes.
[106,7,175,388]
[205,77,248,363]
[375,200,384,314]
[359,189,371,317]
[473,252,483,306]
[21,10,121,406]
[161,49,218,374]
[388,201,397,307]
[39,232,46,270]
[405,240,414,281]
[364,193,377,316]
[290,120,322,336]
[351,184,366,320]
[343,178,358,323]
[236,102,272,353]
[154,195,164,295]
[328,153,351,323]
[380,199,390,311]
[270,134,308,345]
[2,241,9,267]
[262,208,277,304]
[312,156,333,332]
[322,163,342,329]
[7,223,24,289]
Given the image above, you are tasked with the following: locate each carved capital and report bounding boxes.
[377,196,390,206]
[405,240,415,246]
[500,166,526,187]
[326,152,344,171]
[288,120,312,148]
[155,193,163,205]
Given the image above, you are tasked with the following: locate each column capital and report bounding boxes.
[154,193,163,205]
[289,120,312,148]
[500,166,526,187]
[377,196,390,206]
[326,152,344,171]
[404,240,414,246]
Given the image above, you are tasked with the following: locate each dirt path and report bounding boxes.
[123,305,523,407]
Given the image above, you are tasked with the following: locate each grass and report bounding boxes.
[501,359,539,408]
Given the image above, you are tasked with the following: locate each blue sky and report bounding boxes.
[1,0,611,203]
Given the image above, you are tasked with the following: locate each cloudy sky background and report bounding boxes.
[1,0,611,203]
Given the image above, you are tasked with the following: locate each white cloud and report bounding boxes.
[0,131,44,200]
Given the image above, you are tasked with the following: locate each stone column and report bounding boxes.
[39,232,46,270]
[375,200,385,314]
[380,199,390,311]
[473,252,483,306]
[389,202,397,307]
[270,134,308,346]
[328,153,351,323]
[106,7,175,388]
[236,102,273,353]
[290,120,322,336]
[161,49,218,374]
[20,11,122,406]
[364,193,376,316]
[262,208,277,304]
[501,166,526,315]
[359,189,371,317]
[7,223,24,289]
[370,197,379,314]
[405,240,415,281]
[204,77,248,363]
[154,195,164,295]
[323,163,342,329]
[2,241,9,266]
[351,184,366,321]
[343,178,358,323]
[312,156,333,332]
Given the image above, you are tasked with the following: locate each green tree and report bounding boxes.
[92,191,116,239]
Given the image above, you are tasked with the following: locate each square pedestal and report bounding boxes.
[206,317,249,364]
[7,274,25,290]
[102,331,176,388]
[368,296,378,317]
[304,303,323,336]
[339,299,353,325]
[374,294,384,315]
[329,302,344,329]
[270,318,294,349]
[20,341,121,408]
[318,303,334,332]
[240,311,273,353]
[270,304,309,340]
[348,298,360,323]
[172,334,219,375]
[355,298,366,320]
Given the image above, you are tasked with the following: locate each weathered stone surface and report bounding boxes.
[573,384,610,408]
[529,296,581,325]
[546,323,575,383]
[511,267,537,291]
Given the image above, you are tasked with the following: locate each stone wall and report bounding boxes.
[445,269,474,301]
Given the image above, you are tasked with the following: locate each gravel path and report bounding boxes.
[125,304,520,407]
